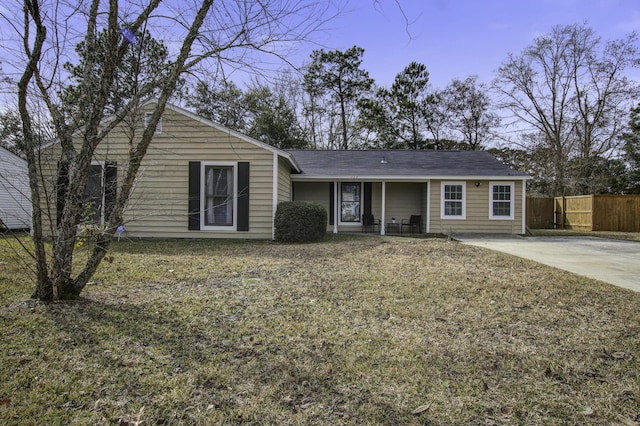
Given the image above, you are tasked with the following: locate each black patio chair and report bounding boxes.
[401,215,422,234]
[362,214,380,233]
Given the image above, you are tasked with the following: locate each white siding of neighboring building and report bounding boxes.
[0,147,31,230]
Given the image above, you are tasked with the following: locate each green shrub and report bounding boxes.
[274,201,328,243]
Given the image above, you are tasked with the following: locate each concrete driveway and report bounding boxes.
[455,235,640,292]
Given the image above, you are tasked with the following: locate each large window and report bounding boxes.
[202,163,235,228]
[441,182,466,219]
[340,182,361,223]
[57,160,116,226]
[83,163,104,224]
[490,182,514,220]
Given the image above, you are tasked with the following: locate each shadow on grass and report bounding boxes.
[38,293,406,424]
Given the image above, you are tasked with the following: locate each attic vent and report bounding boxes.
[380,158,388,164]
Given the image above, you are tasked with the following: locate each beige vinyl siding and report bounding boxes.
[292,181,330,210]
[291,181,334,231]
[35,142,63,236]
[382,182,426,232]
[40,105,282,239]
[429,180,523,234]
[277,157,292,203]
[125,107,275,238]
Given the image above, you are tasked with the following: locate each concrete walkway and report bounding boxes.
[455,235,640,292]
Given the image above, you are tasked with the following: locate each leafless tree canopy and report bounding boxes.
[493,23,640,195]
[5,0,341,300]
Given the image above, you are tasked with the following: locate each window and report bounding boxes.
[441,182,466,219]
[340,182,361,223]
[82,163,104,224]
[60,161,117,227]
[490,182,514,219]
[202,163,235,228]
[144,112,162,134]
[188,161,249,232]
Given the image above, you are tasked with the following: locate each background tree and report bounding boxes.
[386,61,432,149]
[304,46,373,149]
[60,29,173,124]
[359,62,435,149]
[357,93,395,148]
[244,83,307,149]
[443,76,499,150]
[622,103,640,193]
[186,80,247,132]
[490,136,558,196]
[9,0,335,301]
[494,23,639,196]
[0,110,26,155]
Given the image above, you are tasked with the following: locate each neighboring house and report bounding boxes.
[0,146,31,231]
[37,101,529,239]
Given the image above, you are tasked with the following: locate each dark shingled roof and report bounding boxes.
[286,150,529,179]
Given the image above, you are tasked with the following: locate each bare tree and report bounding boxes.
[5,0,338,301]
[494,23,639,196]
[443,76,499,151]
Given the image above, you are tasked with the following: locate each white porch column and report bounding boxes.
[426,180,431,233]
[333,181,339,234]
[522,180,527,234]
[381,181,386,235]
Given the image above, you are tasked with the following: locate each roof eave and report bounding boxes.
[291,174,531,181]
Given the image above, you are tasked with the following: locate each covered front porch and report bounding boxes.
[291,180,430,235]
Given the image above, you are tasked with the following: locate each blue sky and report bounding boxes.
[310,0,640,89]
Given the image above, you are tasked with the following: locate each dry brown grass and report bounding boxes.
[1,235,639,425]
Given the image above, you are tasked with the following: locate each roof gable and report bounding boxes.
[0,146,27,170]
[155,102,301,173]
[37,100,301,172]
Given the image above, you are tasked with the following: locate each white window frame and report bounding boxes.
[200,162,237,231]
[441,181,466,220]
[339,181,362,225]
[489,182,515,220]
[144,112,162,134]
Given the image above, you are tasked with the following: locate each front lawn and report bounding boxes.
[1,236,638,425]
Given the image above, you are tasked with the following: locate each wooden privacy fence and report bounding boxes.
[526,197,555,229]
[528,195,640,231]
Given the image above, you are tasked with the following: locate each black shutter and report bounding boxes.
[104,161,117,222]
[329,182,335,226]
[364,182,372,216]
[237,162,250,231]
[188,161,201,230]
[56,160,69,226]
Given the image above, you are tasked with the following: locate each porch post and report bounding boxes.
[426,180,431,233]
[522,180,527,234]
[333,180,339,234]
[381,181,386,235]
